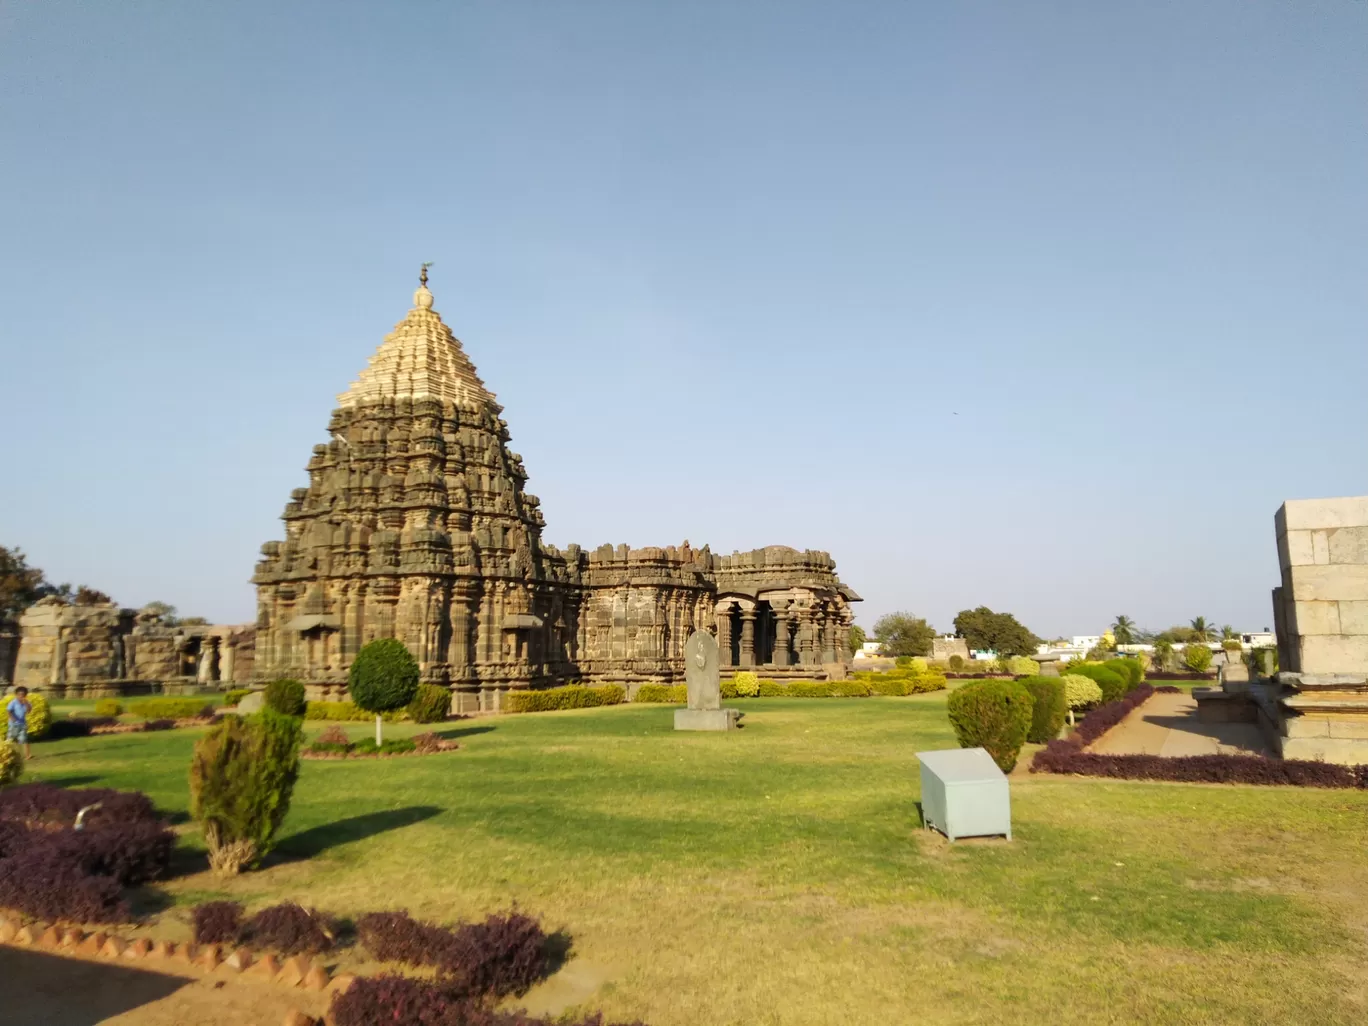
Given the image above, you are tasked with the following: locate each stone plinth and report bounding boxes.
[674,708,742,731]
[1268,496,1368,764]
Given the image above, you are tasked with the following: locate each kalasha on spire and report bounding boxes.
[336,267,492,409]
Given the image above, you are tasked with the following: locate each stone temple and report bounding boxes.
[251,271,859,711]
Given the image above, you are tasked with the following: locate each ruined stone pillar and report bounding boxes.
[771,602,790,667]
[197,639,215,683]
[739,610,756,667]
[220,639,235,683]
[819,608,836,664]
[716,606,734,667]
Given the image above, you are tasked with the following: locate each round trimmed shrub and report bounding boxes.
[732,672,760,697]
[1060,673,1103,712]
[406,683,451,724]
[348,639,420,743]
[25,693,52,740]
[1183,644,1213,673]
[1103,658,1143,691]
[948,654,965,671]
[945,680,1034,772]
[1006,655,1041,677]
[0,740,22,787]
[1019,676,1067,743]
[93,698,123,718]
[264,678,306,717]
[1068,664,1127,703]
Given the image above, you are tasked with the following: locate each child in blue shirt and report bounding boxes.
[6,686,31,759]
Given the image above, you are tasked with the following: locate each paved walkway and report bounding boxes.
[1089,690,1271,757]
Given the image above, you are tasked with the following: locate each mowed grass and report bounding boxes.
[25,696,1368,1026]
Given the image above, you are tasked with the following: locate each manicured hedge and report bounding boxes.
[305,701,406,722]
[946,680,1034,772]
[503,685,626,714]
[407,683,452,723]
[854,669,948,696]
[1104,657,1145,690]
[1019,676,1067,743]
[634,684,687,704]
[1065,664,1128,703]
[126,697,215,720]
[93,698,123,718]
[264,678,307,717]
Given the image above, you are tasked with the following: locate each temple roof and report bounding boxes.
[336,271,494,409]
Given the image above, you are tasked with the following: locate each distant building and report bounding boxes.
[931,636,969,662]
[1241,631,1276,648]
[852,641,884,661]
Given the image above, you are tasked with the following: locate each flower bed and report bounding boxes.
[1031,685,1368,788]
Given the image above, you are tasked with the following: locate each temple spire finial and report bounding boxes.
[414,262,435,310]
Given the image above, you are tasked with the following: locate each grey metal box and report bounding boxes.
[916,747,1011,842]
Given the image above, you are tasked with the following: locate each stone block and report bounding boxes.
[15,924,41,946]
[277,955,312,988]
[325,973,357,996]
[303,964,330,990]
[174,942,199,966]
[1328,718,1368,739]
[674,708,741,731]
[1278,529,1315,569]
[247,953,282,980]
[222,947,252,972]
[79,931,108,956]
[1328,526,1368,566]
[1279,734,1368,765]
[39,925,62,948]
[150,939,176,959]
[61,927,85,948]
[100,936,126,959]
[1281,715,1329,738]
[1279,497,1368,533]
[197,943,222,971]
[123,938,152,959]
[1287,601,1342,636]
[1337,601,1368,635]
[1313,531,1332,565]
[1297,635,1368,675]
[1283,564,1368,603]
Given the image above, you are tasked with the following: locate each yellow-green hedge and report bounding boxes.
[634,684,687,704]
[503,684,627,714]
[305,700,406,722]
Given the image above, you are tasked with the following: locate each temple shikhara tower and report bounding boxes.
[252,271,859,711]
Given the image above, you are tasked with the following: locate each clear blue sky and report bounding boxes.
[2,1,1365,639]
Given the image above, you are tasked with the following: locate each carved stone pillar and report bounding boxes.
[220,639,236,683]
[797,609,815,665]
[771,602,790,667]
[820,607,836,664]
[197,639,215,683]
[739,610,756,667]
[716,605,734,667]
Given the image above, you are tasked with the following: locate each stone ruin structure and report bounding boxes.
[1198,495,1368,764]
[252,271,860,711]
[10,597,254,696]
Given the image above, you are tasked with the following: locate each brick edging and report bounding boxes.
[0,911,356,997]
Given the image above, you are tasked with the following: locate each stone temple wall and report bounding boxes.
[11,598,254,695]
[251,277,861,712]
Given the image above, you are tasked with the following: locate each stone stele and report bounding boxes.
[675,630,739,731]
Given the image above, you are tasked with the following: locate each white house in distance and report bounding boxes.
[852,641,884,661]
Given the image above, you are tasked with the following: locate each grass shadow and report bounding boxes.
[271,805,444,862]
[435,724,497,741]
[29,774,102,788]
[913,800,927,828]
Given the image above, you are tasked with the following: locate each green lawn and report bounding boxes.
[22,696,1368,1025]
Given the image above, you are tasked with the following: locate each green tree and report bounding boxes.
[872,613,935,657]
[189,709,302,875]
[348,639,421,744]
[0,546,58,621]
[847,624,867,656]
[1189,617,1214,643]
[1154,638,1176,671]
[1220,624,1238,642]
[952,606,1041,657]
[140,601,180,625]
[1111,615,1136,646]
[74,586,113,605]
[1183,643,1214,673]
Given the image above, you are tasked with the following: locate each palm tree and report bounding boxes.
[1189,617,1214,643]
[1221,624,1238,642]
[1111,615,1136,646]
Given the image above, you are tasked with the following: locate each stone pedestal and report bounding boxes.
[674,708,742,731]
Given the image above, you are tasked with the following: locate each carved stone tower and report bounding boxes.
[252,271,576,709]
